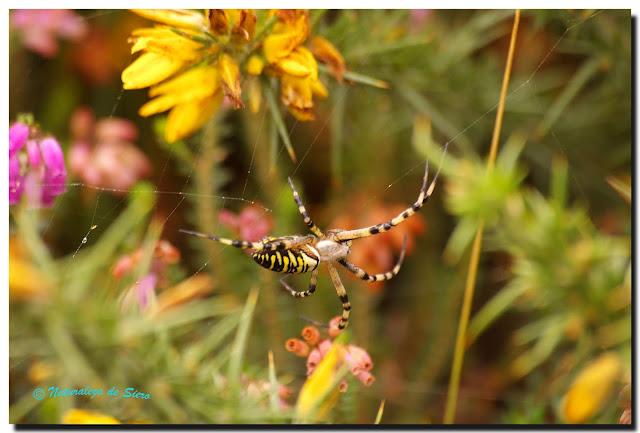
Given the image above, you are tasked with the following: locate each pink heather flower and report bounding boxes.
[68,107,150,194]
[9,122,67,208]
[9,122,29,158]
[11,10,88,57]
[136,273,158,310]
[287,318,377,390]
[355,370,375,386]
[9,156,24,205]
[39,137,67,205]
[219,205,272,242]
[345,345,373,373]
[306,348,323,375]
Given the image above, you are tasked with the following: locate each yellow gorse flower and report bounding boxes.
[122,9,347,143]
[62,409,120,424]
[561,352,622,423]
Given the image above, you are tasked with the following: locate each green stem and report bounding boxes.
[443,10,520,424]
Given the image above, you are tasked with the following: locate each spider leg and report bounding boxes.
[339,235,407,281]
[179,229,265,250]
[280,269,319,298]
[335,160,435,241]
[327,263,351,330]
[287,177,324,237]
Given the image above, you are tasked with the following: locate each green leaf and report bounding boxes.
[228,287,260,397]
[468,282,529,344]
[265,84,297,163]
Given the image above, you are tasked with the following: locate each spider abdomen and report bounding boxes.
[252,247,319,274]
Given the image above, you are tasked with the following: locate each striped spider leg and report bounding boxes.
[339,234,408,282]
[334,161,436,242]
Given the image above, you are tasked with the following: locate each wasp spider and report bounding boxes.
[180,161,436,330]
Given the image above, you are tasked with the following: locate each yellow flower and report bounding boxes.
[27,360,56,384]
[295,342,345,422]
[131,9,207,31]
[219,54,243,108]
[206,9,256,41]
[246,55,265,75]
[561,352,622,423]
[263,10,309,64]
[9,237,51,301]
[137,65,223,142]
[122,9,347,141]
[263,11,332,121]
[248,77,262,113]
[62,409,120,424]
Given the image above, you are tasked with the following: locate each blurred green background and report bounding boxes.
[9,9,631,424]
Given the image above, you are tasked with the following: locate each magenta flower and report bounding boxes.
[136,274,158,311]
[9,122,29,159]
[9,121,67,207]
[9,155,24,205]
[11,10,88,58]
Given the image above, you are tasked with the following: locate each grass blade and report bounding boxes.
[265,85,297,163]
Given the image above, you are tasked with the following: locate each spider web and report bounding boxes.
[9,9,611,412]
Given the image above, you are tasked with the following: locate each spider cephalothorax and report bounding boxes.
[180,161,436,330]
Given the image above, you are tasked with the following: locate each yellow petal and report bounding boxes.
[218,54,243,108]
[264,31,304,64]
[312,78,328,99]
[287,105,315,121]
[9,256,51,301]
[150,65,219,97]
[277,55,312,77]
[248,77,262,113]
[131,9,206,31]
[561,353,622,423]
[62,409,120,424]
[129,28,202,61]
[149,274,214,316]
[281,75,313,109]
[140,66,220,116]
[295,342,344,421]
[310,36,346,81]
[122,52,185,89]
[165,92,223,142]
[246,55,265,76]
[28,360,56,384]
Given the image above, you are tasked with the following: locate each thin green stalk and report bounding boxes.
[193,116,228,286]
[443,9,520,424]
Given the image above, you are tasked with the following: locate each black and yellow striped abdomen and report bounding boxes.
[252,246,319,274]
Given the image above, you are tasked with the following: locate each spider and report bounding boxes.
[180,161,436,331]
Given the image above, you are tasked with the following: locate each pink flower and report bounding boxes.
[136,274,158,310]
[9,156,24,205]
[68,107,150,194]
[40,137,67,206]
[219,205,273,242]
[11,10,87,57]
[9,122,29,158]
[287,319,376,389]
[9,121,67,208]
